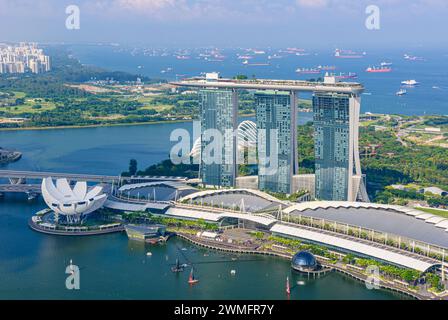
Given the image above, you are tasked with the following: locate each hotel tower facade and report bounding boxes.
[175,74,368,202]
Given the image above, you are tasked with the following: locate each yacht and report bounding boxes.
[401,80,419,86]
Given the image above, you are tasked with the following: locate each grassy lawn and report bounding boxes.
[298,98,312,107]
[139,104,173,112]
[12,91,26,99]
[415,207,448,218]
[4,98,57,114]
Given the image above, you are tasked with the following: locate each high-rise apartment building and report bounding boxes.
[0,43,50,74]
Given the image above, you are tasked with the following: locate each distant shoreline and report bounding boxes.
[0,114,260,132]
[0,119,192,132]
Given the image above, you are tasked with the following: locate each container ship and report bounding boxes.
[366,66,392,73]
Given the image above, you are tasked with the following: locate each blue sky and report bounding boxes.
[0,0,447,48]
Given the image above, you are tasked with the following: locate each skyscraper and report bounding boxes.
[256,90,297,194]
[313,92,365,201]
[199,88,238,187]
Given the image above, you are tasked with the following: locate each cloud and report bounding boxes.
[116,0,183,12]
[296,0,328,8]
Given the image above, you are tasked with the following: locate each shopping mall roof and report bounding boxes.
[165,207,277,226]
[270,223,437,272]
[284,201,448,248]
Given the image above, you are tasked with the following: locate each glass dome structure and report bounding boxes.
[291,251,318,272]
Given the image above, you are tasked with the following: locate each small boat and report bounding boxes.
[171,258,184,273]
[286,276,291,295]
[401,79,419,86]
[230,270,236,275]
[396,89,407,96]
[380,61,393,66]
[146,252,152,256]
[188,268,199,285]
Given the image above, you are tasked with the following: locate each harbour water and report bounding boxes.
[0,121,410,299]
[68,45,448,115]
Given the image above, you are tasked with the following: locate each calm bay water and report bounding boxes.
[68,45,448,115]
[0,121,409,299]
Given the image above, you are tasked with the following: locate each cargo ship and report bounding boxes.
[318,65,336,71]
[296,67,321,74]
[335,72,358,79]
[404,54,425,61]
[334,49,364,59]
[366,66,392,73]
[242,60,270,66]
[176,55,191,60]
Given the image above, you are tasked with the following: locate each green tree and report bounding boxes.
[129,159,138,176]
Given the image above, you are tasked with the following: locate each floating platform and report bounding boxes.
[125,224,169,243]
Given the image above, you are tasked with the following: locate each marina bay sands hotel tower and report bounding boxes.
[171,73,369,202]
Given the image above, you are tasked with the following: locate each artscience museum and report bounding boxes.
[41,177,107,224]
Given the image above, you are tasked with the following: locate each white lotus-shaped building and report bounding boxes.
[41,177,107,224]
[190,120,257,162]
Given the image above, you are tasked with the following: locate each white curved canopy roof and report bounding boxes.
[190,120,257,161]
[41,177,107,216]
[179,188,285,204]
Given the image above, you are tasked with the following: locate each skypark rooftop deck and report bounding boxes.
[170,77,364,94]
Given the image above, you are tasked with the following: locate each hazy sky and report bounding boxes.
[0,0,447,48]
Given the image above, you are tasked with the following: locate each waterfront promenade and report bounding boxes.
[175,231,435,300]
